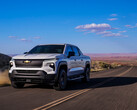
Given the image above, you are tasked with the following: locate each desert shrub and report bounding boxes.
[99,62,112,69]
[91,60,120,72]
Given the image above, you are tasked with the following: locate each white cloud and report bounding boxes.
[119,31,126,33]
[75,23,115,32]
[75,23,127,37]
[9,35,42,42]
[108,18,118,21]
[125,25,132,28]
[9,36,41,42]
[97,31,127,37]
[110,14,117,17]
[20,38,27,41]
[96,31,119,37]
[19,38,31,42]
[103,32,121,37]
[33,36,40,39]
[96,31,112,35]
[125,24,137,28]
[8,36,17,38]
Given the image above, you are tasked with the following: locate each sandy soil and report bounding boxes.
[0,70,11,86]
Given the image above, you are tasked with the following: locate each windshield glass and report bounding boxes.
[28,45,64,54]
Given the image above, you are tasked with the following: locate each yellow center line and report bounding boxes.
[33,89,87,110]
[41,89,90,110]
[116,67,132,77]
[33,67,133,110]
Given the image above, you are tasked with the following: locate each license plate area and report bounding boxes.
[26,79,31,82]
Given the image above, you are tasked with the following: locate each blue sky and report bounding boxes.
[0,0,137,54]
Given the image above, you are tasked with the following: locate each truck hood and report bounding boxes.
[13,54,63,59]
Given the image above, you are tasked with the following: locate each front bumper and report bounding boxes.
[9,70,56,85]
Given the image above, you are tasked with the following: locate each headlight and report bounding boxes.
[9,61,13,68]
[47,63,55,71]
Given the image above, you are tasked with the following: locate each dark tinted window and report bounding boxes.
[72,46,80,56]
[66,46,73,56]
[77,47,83,55]
[28,45,64,54]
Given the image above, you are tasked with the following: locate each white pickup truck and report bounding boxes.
[9,44,91,90]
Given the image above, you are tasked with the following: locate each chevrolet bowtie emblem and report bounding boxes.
[24,60,31,64]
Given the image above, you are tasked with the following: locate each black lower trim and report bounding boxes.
[9,70,56,85]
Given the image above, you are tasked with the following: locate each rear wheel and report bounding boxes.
[82,67,90,83]
[53,69,67,90]
[11,81,25,88]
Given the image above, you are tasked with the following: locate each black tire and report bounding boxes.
[53,69,67,91]
[11,81,25,88]
[82,67,90,83]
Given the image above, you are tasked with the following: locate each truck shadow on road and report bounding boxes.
[24,77,137,90]
[66,77,137,90]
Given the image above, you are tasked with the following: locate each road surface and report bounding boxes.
[0,66,137,110]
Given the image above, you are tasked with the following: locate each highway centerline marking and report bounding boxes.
[33,67,133,110]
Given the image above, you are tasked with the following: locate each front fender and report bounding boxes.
[54,61,67,84]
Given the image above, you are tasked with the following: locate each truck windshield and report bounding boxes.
[28,45,64,54]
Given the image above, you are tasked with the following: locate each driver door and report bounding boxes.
[65,46,77,77]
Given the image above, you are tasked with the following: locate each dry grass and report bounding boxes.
[91,61,121,72]
[91,68,105,72]
[0,70,11,86]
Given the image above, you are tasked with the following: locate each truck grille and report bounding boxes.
[13,70,42,77]
[15,59,44,68]
[16,70,38,73]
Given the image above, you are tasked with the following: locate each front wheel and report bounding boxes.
[82,67,90,83]
[53,69,67,91]
[11,81,25,88]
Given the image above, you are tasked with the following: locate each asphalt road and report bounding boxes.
[0,66,137,110]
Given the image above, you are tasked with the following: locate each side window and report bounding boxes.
[77,47,83,56]
[72,46,80,56]
[66,46,73,56]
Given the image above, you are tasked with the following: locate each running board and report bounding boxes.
[68,75,84,81]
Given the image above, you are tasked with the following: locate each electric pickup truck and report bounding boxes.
[9,44,91,90]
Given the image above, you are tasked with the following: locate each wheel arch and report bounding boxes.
[55,61,68,83]
[85,61,91,70]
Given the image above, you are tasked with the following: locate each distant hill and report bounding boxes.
[8,54,18,57]
[85,53,137,66]
[0,53,11,68]
[85,53,137,57]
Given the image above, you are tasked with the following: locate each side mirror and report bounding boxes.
[24,52,28,54]
[68,52,75,58]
